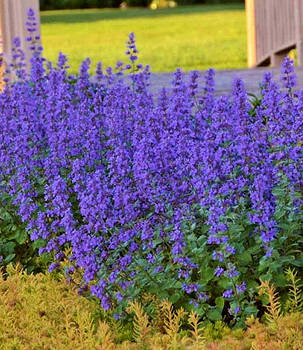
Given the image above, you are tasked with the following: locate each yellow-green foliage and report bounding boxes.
[160,299,187,342]
[0,264,104,350]
[187,311,205,350]
[285,268,303,314]
[0,265,303,350]
[258,279,281,325]
[245,313,303,350]
[127,300,152,344]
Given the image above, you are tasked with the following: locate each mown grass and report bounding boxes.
[40,4,246,73]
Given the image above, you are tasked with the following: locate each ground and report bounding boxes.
[40,4,246,74]
[146,66,303,95]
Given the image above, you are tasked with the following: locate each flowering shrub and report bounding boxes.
[0,8,303,324]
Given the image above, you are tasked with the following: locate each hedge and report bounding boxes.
[39,0,243,10]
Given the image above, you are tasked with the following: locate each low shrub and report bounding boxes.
[125,0,151,7]
[203,0,243,4]
[0,266,302,349]
[0,264,105,349]
[1,8,303,325]
[39,0,122,10]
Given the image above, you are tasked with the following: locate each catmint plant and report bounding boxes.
[0,8,303,325]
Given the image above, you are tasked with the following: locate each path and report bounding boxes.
[148,67,303,95]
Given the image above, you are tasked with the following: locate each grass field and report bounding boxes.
[40,4,246,73]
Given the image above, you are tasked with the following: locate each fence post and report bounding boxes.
[295,0,303,66]
[0,0,40,76]
[245,0,256,68]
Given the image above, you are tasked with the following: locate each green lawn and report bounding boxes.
[40,4,247,73]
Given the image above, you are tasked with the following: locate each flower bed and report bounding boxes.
[0,8,302,325]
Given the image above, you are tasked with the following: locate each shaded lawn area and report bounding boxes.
[40,4,246,73]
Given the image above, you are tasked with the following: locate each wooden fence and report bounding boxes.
[0,0,40,76]
[246,0,303,67]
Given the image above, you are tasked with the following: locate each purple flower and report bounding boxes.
[48,263,60,273]
[154,266,163,273]
[101,296,111,310]
[67,266,75,275]
[197,292,209,301]
[116,292,123,302]
[229,305,241,315]
[147,253,155,263]
[189,299,199,307]
[214,267,225,277]
[178,269,190,279]
[129,242,139,252]
[172,242,184,255]
[182,283,200,294]
[235,306,241,314]
[236,282,246,294]
[212,251,224,262]
[126,32,139,64]
[280,56,297,89]
[225,244,236,255]
[227,265,239,278]
[223,289,233,298]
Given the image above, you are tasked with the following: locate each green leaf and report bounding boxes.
[170,293,182,304]
[4,253,15,263]
[291,259,303,267]
[3,241,15,253]
[190,223,196,231]
[32,239,46,250]
[246,280,259,291]
[174,281,183,289]
[218,277,231,290]
[15,231,28,244]
[258,258,269,273]
[238,251,252,265]
[197,235,207,245]
[268,261,282,273]
[244,305,258,316]
[215,297,224,311]
[275,207,286,220]
[200,267,213,283]
[207,309,222,321]
[272,273,287,288]
[229,224,244,233]
[259,273,272,282]
[187,234,196,242]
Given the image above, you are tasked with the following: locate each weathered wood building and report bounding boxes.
[246,0,303,67]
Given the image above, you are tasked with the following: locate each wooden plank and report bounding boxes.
[0,31,2,89]
[295,0,303,65]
